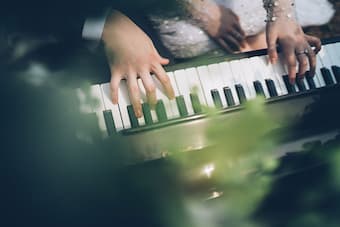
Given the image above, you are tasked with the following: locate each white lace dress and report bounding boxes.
[149,0,335,58]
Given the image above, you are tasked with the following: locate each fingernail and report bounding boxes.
[169,90,175,100]
[136,109,142,118]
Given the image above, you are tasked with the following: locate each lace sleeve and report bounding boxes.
[263,0,297,22]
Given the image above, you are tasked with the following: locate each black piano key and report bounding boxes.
[211,89,223,109]
[331,66,340,83]
[296,76,307,92]
[235,84,247,104]
[142,103,153,125]
[265,79,278,97]
[223,87,235,106]
[321,67,335,85]
[176,95,188,117]
[127,105,139,128]
[156,100,168,122]
[282,75,296,94]
[190,93,202,114]
[305,71,316,89]
[103,110,116,136]
[253,80,265,96]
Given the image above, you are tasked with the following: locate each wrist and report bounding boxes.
[186,0,220,31]
[263,0,296,23]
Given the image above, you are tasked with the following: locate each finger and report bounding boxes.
[127,76,143,118]
[266,31,278,64]
[283,47,297,84]
[232,25,246,48]
[305,35,322,54]
[110,73,121,104]
[232,21,246,37]
[306,46,316,77]
[230,29,245,43]
[159,56,170,65]
[152,64,175,100]
[223,34,241,51]
[296,51,309,77]
[154,49,170,65]
[140,73,157,107]
[216,39,233,53]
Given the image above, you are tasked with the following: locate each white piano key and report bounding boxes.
[101,83,124,131]
[184,67,207,106]
[152,74,178,119]
[318,47,337,83]
[89,85,108,134]
[324,44,340,66]
[196,65,216,108]
[167,72,181,119]
[271,56,289,94]
[174,69,195,115]
[316,55,326,87]
[258,56,284,96]
[237,58,258,100]
[116,81,132,129]
[207,64,228,107]
[248,57,271,99]
[219,61,241,105]
[334,43,340,61]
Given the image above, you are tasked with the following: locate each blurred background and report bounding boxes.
[1,1,340,227]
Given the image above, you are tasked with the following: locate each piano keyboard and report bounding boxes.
[77,40,340,137]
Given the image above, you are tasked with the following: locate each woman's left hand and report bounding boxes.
[266,19,321,84]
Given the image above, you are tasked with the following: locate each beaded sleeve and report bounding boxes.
[263,0,297,22]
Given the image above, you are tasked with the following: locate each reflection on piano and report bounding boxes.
[77,37,340,162]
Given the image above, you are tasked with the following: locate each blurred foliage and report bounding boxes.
[169,98,280,227]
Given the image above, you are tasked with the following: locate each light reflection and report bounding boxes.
[206,191,224,201]
[201,163,215,178]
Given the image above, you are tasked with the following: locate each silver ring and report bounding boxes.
[296,48,309,56]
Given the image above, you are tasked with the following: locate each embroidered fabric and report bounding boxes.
[149,0,335,58]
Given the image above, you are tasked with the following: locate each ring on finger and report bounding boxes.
[295,48,309,56]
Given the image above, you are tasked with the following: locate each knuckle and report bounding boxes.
[150,62,159,71]
[110,80,119,90]
[161,76,171,85]
[145,84,156,94]
[300,59,308,68]
[287,58,296,66]
[129,84,140,93]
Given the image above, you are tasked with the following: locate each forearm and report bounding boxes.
[263,0,297,22]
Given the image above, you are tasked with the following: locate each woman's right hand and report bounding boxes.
[102,10,174,118]
[188,0,246,52]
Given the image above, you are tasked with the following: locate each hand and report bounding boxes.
[102,10,175,118]
[266,19,321,84]
[189,1,246,52]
